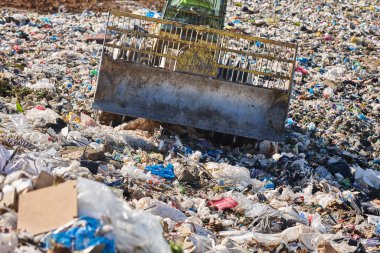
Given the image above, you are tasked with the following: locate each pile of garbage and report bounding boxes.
[0,0,379,252]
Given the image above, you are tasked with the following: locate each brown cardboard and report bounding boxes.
[17,180,78,235]
[33,171,66,190]
[34,171,55,189]
[317,241,338,253]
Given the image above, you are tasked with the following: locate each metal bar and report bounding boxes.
[110,10,297,48]
[108,26,294,64]
[105,43,291,82]
[104,11,297,91]
[284,44,298,115]
[213,64,290,81]
[106,43,178,60]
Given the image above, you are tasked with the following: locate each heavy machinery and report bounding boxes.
[93,0,298,142]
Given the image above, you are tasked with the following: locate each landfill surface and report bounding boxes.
[0,0,380,252]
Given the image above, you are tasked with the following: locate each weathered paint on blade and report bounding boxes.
[93,55,289,142]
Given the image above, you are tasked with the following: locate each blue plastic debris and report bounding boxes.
[375,223,380,236]
[146,11,155,18]
[106,179,123,187]
[40,17,51,24]
[297,57,309,65]
[204,150,223,160]
[173,145,193,156]
[45,216,115,253]
[145,163,175,179]
[146,11,161,18]
[286,118,294,126]
[264,179,275,190]
[299,212,308,223]
[255,41,264,47]
[358,113,368,121]
[50,35,58,41]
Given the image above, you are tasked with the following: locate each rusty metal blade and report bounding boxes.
[93,55,289,142]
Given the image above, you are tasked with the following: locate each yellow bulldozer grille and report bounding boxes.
[103,10,298,91]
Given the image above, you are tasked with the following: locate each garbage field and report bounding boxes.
[0,0,379,252]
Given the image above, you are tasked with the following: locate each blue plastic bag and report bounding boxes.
[145,164,175,179]
[45,216,115,253]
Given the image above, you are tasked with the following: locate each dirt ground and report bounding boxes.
[0,0,165,13]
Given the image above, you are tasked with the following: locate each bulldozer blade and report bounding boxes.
[93,55,290,142]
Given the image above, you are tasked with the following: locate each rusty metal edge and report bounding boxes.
[109,10,297,48]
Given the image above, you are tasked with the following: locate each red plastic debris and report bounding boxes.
[295,66,309,75]
[35,105,46,111]
[323,34,333,41]
[207,197,238,211]
[308,215,313,225]
[13,45,21,52]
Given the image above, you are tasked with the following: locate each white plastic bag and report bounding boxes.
[0,231,17,253]
[225,225,301,246]
[77,178,171,253]
[25,108,60,127]
[25,78,55,90]
[120,164,152,181]
[136,197,187,222]
[355,165,380,189]
[206,162,251,187]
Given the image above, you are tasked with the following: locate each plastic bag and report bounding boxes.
[77,178,170,253]
[145,164,175,179]
[182,234,214,253]
[354,165,380,189]
[3,150,67,176]
[120,165,150,181]
[25,78,55,90]
[318,194,336,209]
[225,225,301,246]
[245,203,272,218]
[206,162,251,187]
[228,192,255,212]
[80,113,98,127]
[45,216,115,253]
[310,213,328,233]
[25,108,60,128]
[0,231,17,253]
[299,229,341,251]
[9,114,32,133]
[207,197,238,211]
[66,131,90,146]
[136,197,187,222]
